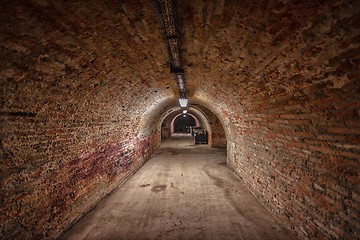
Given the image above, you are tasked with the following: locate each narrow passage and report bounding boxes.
[60,134,296,240]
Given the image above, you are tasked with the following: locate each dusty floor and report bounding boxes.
[59,134,297,240]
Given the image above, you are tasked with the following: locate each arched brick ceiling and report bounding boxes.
[1,1,359,239]
[178,0,359,117]
[160,107,209,132]
[1,0,176,139]
[3,0,358,135]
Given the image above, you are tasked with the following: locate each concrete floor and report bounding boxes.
[59,134,297,240]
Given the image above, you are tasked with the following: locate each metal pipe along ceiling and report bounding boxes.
[157,0,187,100]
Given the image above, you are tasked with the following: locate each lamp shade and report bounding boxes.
[179,98,188,107]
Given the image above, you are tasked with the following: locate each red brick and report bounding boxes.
[1,1,359,240]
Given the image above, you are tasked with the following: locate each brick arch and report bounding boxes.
[1,0,358,239]
[189,105,227,149]
[170,112,200,134]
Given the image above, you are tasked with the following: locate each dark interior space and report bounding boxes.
[173,114,196,133]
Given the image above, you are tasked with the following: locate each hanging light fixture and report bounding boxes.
[158,0,190,112]
[179,97,188,108]
[183,109,187,114]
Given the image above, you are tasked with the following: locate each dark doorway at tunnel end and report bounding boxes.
[174,114,196,133]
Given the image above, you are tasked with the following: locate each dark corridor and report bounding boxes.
[173,115,196,133]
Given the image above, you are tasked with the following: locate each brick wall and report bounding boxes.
[0,1,164,239]
[0,90,161,239]
[1,0,359,239]
[226,85,359,238]
[179,0,360,239]
[1,108,160,239]
[194,105,227,149]
[210,121,227,148]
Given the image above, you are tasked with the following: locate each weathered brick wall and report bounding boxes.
[194,105,227,148]
[0,1,165,239]
[210,121,227,148]
[1,0,359,239]
[179,0,360,239]
[225,84,359,239]
[1,126,159,239]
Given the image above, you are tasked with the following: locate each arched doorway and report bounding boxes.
[173,114,196,133]
[158,105,226,149]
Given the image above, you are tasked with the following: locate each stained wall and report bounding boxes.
[0,0,359,239]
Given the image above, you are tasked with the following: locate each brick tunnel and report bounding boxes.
[0,0,359,239]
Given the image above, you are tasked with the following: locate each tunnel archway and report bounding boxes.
[172,114,197,133]
[1,1,358,239]
[153,100,227,149]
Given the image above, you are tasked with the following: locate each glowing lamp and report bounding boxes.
[179,98,188,108]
